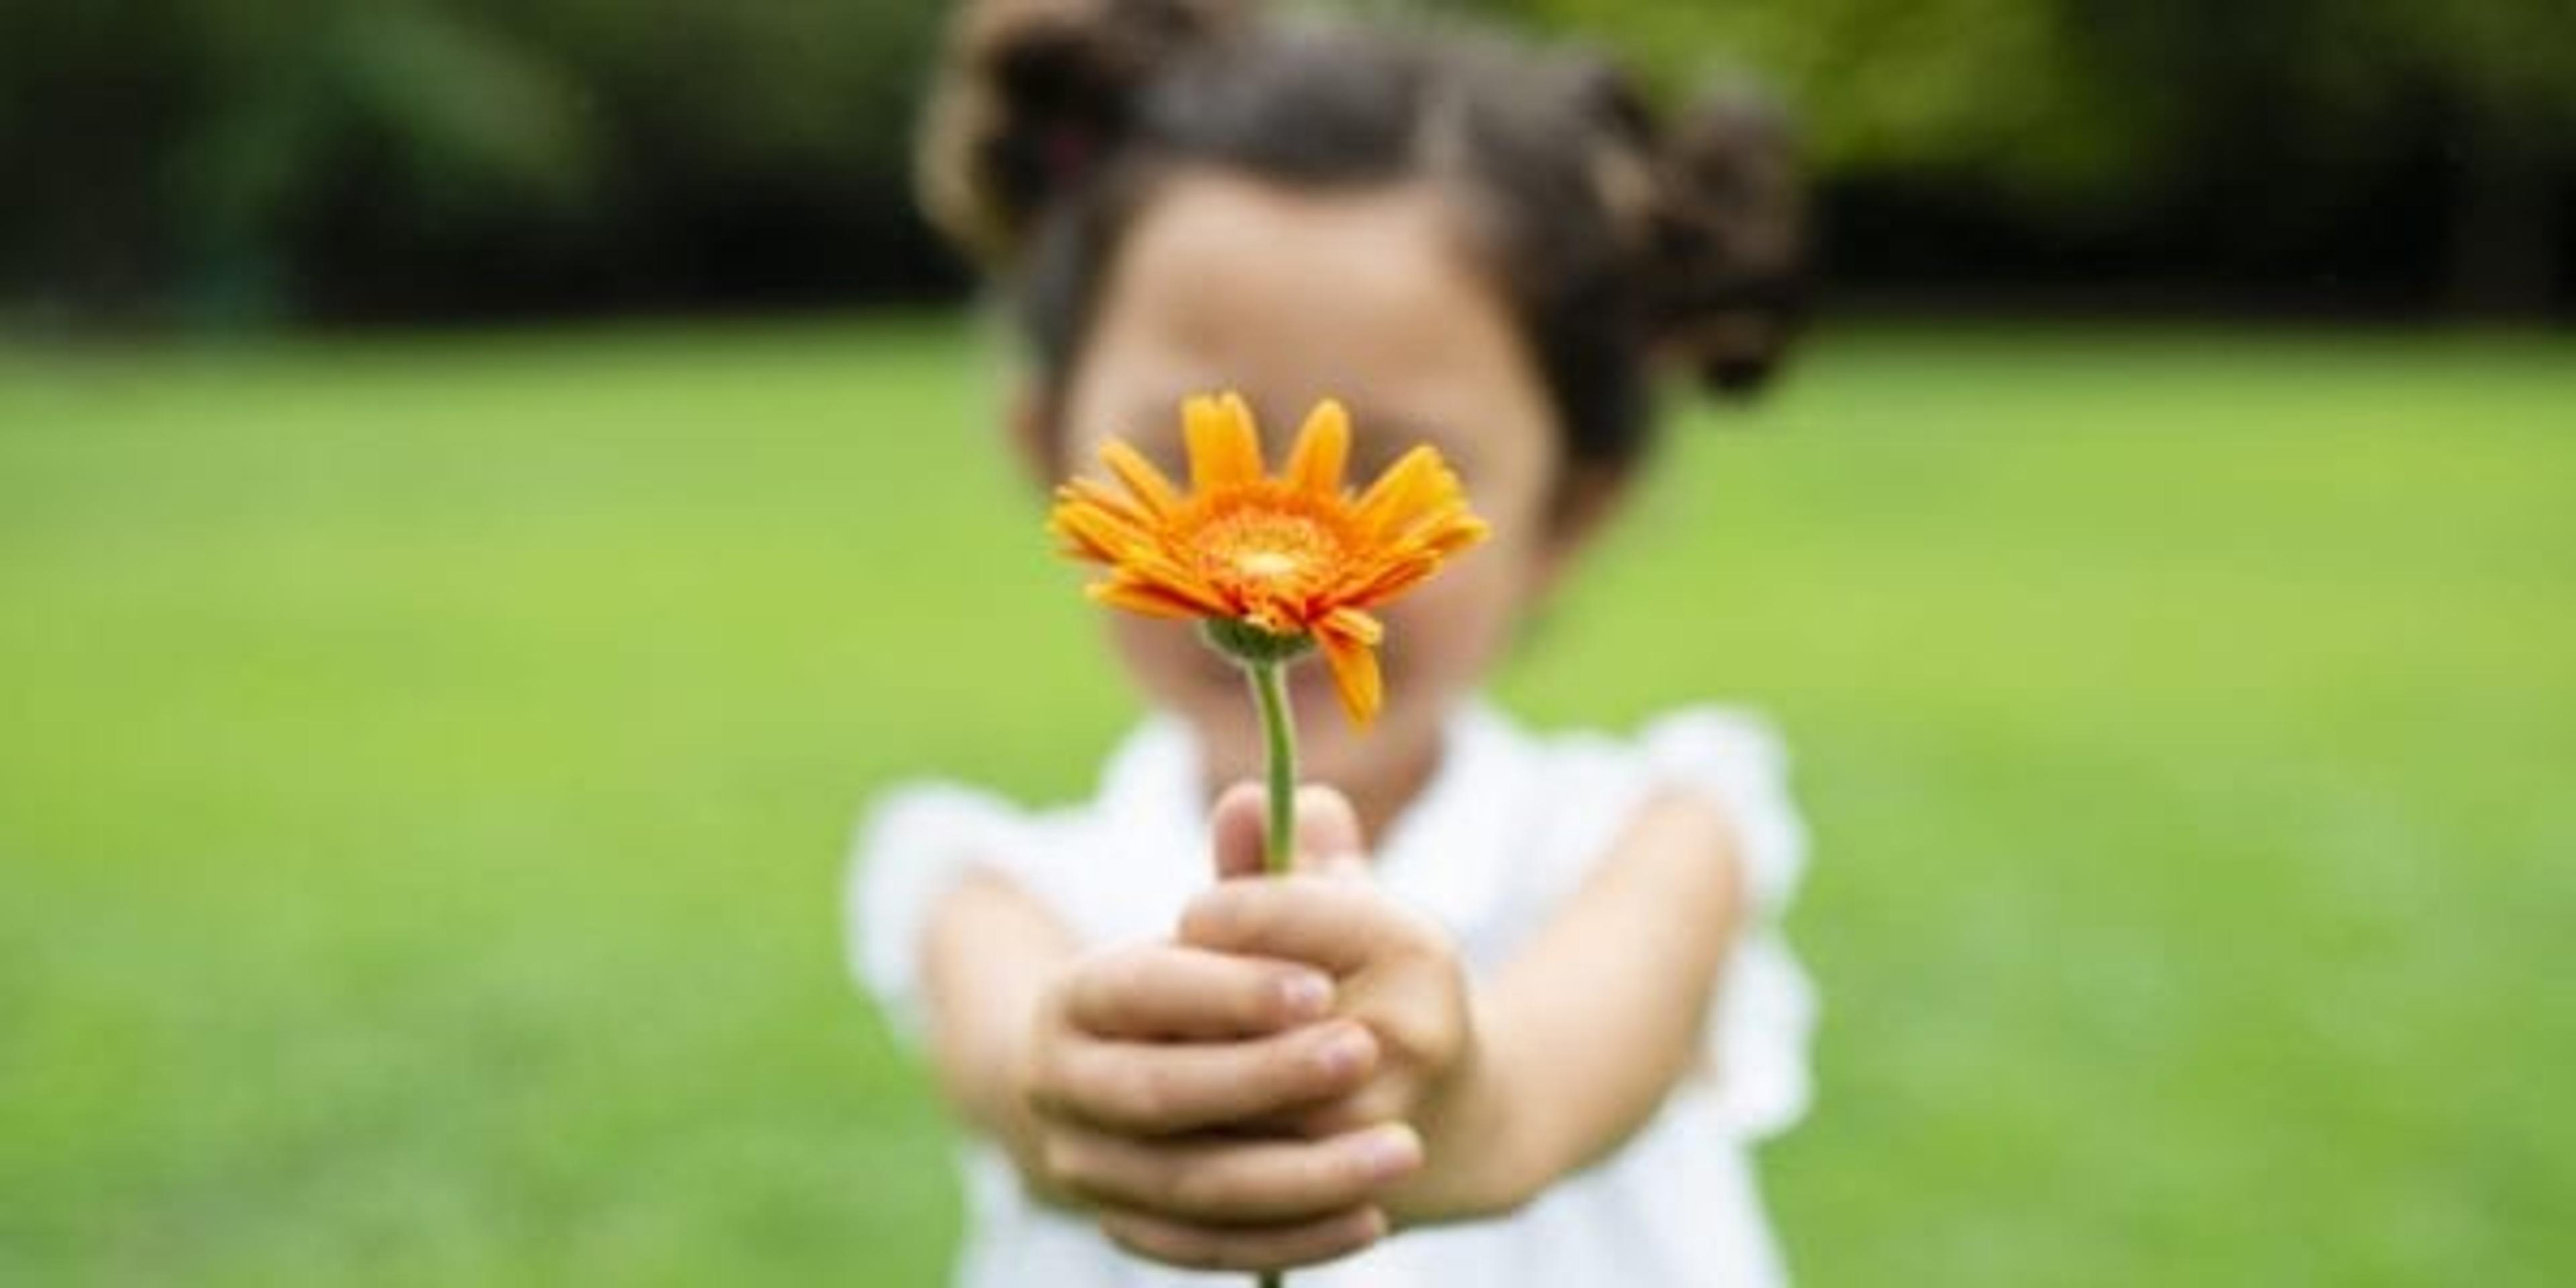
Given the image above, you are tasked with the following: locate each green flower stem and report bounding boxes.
[1246,659,1295,1288]
[1248,659,1298,879]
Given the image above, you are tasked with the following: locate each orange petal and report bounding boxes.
[1089,576,1220,620]
[1425,512,1491,557]
[1323,606,1383,645]
[1111,547,1233,613]
[1185,392,1264,490]
[1313,618,1384,727]
[1098,438,1183,517]
[1338,549,1443,607]
[1284,399,1350,497]
[1352,446,1460,537]
[1061,476,1148,527]
[1046,509,1118,564]
[1382,503,1491,562]
[1049,495,1152,564]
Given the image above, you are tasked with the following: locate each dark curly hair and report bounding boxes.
[917,0,1807,498]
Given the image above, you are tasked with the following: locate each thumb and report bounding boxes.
[1211,782,1370,881]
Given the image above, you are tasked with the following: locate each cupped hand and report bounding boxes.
[1183,783,1489,1224]
[1014,869,1426,1269]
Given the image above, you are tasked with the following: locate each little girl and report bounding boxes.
[853,1,1813,1283]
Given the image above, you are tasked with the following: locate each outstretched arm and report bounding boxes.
[1460,788,1745,1213]
[916,868,1080,1183]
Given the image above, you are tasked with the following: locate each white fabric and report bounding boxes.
[848,700,1816,1287]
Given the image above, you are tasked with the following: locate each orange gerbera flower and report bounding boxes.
[1050,392,1489,727]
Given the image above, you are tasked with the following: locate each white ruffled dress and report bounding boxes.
[851,701,1816,1287]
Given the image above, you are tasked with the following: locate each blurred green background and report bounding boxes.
[7,323,2572,1283]
[5,0,2575,1284]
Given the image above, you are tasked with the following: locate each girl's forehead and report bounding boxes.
[1104,392,1485,478]
[1065,171,1561,481]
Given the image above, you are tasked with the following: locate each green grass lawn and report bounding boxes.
[3,317,2571,1285]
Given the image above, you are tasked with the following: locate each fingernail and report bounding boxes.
[1316,1026,1373,1077]
[1355,1126,1421,1181]
[1279,971,1332,1019]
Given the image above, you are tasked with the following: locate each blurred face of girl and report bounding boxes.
[1045,171,1588,816]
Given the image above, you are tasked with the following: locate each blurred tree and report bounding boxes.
[2339,0,2575,315]
[1515,0,2573,316]
[0,0,952,325]
[2060,0,2576,315]
[1513,0,2155,201]
[167,1,603,321]
[0,0,2565,324]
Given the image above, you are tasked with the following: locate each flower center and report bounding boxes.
[1233,549,1301,580]
[1195,503,1344,602]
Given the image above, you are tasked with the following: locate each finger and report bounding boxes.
[1179,875,1438,976]
[1051,1121,1423,1224]
[1098,1203,1388,1273]
[1210,782,1371,881]
[1244,1082,1411,1140]
[1212,782,1268,881]
[1289,786,1365,875]
[1314,851,1371,883]
[1063,943,1334,1040]
[1038,1020,1379,1135]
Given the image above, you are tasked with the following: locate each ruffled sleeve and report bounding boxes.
[846,782,1042,1047]
[1638,708,1818,1140]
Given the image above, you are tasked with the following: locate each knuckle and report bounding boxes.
[1350,1081,1411,1126]
[1372,979,1464,1067]
[1036,1133,1084,1189]
[1236,981,1277,1029]
[1313,1228,1372,1264]
[1412,1003,1467,1066]
[1165,1159,1230,1214]
[1099,1220,1150,1260]
[1114,1065,1177,1128]
[1017,1042,1063,1116]
[1050,971,1093,1028]
[1077,945,1144,1012]
[1056,1032,1117,1101]
[1389,1016,1462,1073]
[1175,1242,1230,1272]
[1102,1214,1199,1267]
[1106,939,1163,984]
[1022,1077,1062,1124]
[1030,975,1073,1033]
[1177,890,1238,947]
[1333,1208,1391,1256]
[1293,1097,1366,1138]
[1303,1082,1401,1138]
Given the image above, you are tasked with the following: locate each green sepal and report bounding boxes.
[1200,618,1315,666]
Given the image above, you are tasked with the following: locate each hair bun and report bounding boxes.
[1642,83,1807,397]
[916,0,1249,268]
